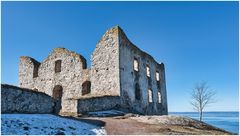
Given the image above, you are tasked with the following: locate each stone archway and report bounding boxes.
[52,85,63,114]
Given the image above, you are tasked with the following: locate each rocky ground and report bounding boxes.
[1,110,235,135]
[73,110,234,135]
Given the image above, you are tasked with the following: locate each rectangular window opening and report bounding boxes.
[55,60,62,73]
[33,64,40,78]
[148,89,153,103]
[156,72,160,81]
[146,66,150,77]
[158,91,161,103]
[134,58,139,71]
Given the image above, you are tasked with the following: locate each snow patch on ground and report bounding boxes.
[1,114,106,135]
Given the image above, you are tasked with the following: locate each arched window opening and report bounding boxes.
[55,60,62,73]
[148,89,153,103]
[82,81,91,95]
[135,83,141,100]
[134,58,139,71]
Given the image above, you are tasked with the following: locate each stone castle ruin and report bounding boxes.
[19,26,168,115]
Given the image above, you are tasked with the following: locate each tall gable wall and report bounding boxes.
[90,27,121,96]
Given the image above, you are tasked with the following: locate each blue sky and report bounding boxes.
[2,1,239,112]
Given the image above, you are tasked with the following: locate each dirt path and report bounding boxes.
[101,117,152,135]
[98,117,197,135]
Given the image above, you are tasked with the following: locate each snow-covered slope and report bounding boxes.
[1,114,106,135]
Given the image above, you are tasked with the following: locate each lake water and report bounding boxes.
[170,112,239,134]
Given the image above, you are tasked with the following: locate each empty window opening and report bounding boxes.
[146,66,150,77]
[134,58,139,71]
[135,83,141,100]
[157,81,161,89]
[80,56,87,69]
[156,72,160,81]
[52,85,63,114]
[148,89,153,103]
[82,81,91,95]
[52,85,63,100]
[33,64,40,78]
[55,60,62,73]
[158,91,161,103]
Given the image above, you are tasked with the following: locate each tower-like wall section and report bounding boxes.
[19,56,40,89]
[118,28,168,115]
[90,27,120,96]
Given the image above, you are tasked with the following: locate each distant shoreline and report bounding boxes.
[169,111,239,113]
[170,111,239,134]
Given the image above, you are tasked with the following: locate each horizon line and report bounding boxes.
[169,111,239,112]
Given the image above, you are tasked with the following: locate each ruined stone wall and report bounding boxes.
[19,48,90,114]
[1,84,54,113]
[77,96,120,113]
[17,26,167,115]
[19,56,40,89]
[90,27,120,96]
[118,28,168,115]
[159,64,168,115]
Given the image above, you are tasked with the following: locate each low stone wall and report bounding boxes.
[1,84,54,113]
[77,96,121,113]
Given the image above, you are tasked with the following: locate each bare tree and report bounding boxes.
[190,82,216,121]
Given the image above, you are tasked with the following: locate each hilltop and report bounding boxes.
[64,110,234,135]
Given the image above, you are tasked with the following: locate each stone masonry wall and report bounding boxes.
[77,96,120,113]
[159,64,168,114]
[90,27,120,96]
[19,48,90,114]
[19,56,39,89]
[1,84,54,113]
[118,27,168,115]
[17,26,168,115]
